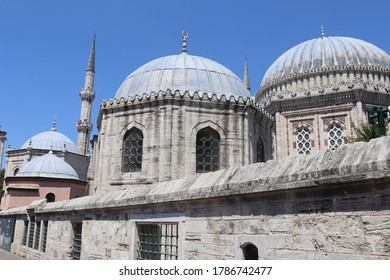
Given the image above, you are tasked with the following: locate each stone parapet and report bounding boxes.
[29,136,390,214]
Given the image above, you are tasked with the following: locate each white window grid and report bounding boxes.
[296,127,311,154]
[328,125,344,150]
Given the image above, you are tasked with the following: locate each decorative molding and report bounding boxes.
[257,65,390,105]
[98,89,274,124]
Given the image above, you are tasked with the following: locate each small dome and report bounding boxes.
[21,128,78,153]
[261,36,390,87]
[115,53,250,99]
[16,151,79,180]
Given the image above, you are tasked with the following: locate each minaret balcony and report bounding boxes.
[76,120,93,132]
[80,90,96,102]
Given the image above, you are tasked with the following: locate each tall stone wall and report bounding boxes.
[4,136,390,260]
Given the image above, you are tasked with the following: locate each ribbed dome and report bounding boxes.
[115,53,250,99]
[21,128,78,153]
[16,151,79,180]
[261,36,390,87]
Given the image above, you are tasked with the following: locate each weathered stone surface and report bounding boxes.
[362,214,390,235]
[3,137,390,260]
[15,136,388,215]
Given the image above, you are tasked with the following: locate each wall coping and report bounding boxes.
[2,136,390,215]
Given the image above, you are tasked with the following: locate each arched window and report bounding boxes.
[196,127,220,173]
[256,138,265,163]
[46,193,55,203]
[296,127,311,154]
[122,128,143,172]
[13,168,19,176]
[328,124,344,150]
[241,243,259,260]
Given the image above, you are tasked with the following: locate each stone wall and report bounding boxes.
[91,92,272,194]
[4,136,390,260]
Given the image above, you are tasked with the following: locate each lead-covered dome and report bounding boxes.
[21,127,78,153]
[261,36,390,87]
[115,53,250,99]
[16,151,79,180]
[257,36,390,104]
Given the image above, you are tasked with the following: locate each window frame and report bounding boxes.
[256,137,265,163]
[196,127,220,173]
[327,124,344,150]
[135,222,179,260]
[122,127,144,173]
[72,223,82,260]
[296,127,312,155]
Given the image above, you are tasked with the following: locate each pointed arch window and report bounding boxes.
[123,128,143,172]
[296,127,311,154]
[196,127,220,173]
[256,138,265,163]
[328,124,344,150]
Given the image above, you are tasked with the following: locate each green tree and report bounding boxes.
[345,121,381,143]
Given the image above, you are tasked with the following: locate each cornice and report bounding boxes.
[258,79,390,109]
[97,89,274,125]
[260,65,390,92]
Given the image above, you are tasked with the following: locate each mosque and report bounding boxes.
[0,31,390,260]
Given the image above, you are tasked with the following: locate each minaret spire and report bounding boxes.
[84,33,96,90]
[244,57,251,92]
[77,34,96,155]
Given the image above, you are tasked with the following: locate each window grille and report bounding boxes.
[27,217,35,248]
[137,223,179,260]
[34,221,41,250]
[72,223,82,260]
[196,127,220,173]
[123,128,143,172]
[23,221,28,246]
[328,125,344,150]
[256,138,265,163]
[41,221,48,252]
[296,127,311,154]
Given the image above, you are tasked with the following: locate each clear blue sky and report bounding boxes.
[1,0,390,166]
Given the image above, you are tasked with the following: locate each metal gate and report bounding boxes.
[0,216,15,251]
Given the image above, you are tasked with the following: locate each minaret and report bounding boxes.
[244,57,251,92]
[0,126,7,169]
[77,34,96,155]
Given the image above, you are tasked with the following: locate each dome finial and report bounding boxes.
[321,25,325,39]
[181,31,188,53]
[51,116,57,131]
